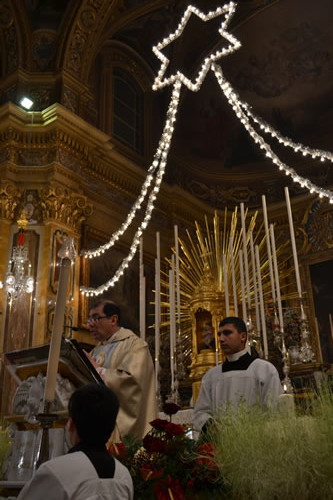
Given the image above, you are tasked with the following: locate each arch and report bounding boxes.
[0,0,29,75]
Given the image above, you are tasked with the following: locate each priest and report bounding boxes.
[85,300,157,442]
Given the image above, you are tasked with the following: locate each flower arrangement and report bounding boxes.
[109,403,225,499]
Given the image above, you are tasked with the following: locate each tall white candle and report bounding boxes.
[155,232,161,397]
[239,249,247,320]
[262,195,276,304]
[44,257,72,403]
[174,225,181,334]
[270,224,284,333]
[240,203,251,310]
[139,238,146,340]
[284,187,303,310]
[223,253,230,316]
[169,256,176,394]
[249,231,260,335]
[255,245,269,360]
[229,236,238,316]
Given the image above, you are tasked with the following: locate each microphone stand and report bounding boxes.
[64,325,80,338]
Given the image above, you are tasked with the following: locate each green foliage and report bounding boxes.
[209,385,333,500]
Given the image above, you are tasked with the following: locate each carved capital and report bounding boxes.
[40,186,93,232]
[0,181,22,220]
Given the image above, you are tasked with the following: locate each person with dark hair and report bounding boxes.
[193,316,282,432]
[85,300,157,442]
[17,384,133,499]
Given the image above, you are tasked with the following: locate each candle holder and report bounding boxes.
[281,336,293,394]
[271,309,293,393]
[35,402,58,468]
[176,334,186,380]
[298,301,315,364]
[246,314,260,356]
[299,317,315,363]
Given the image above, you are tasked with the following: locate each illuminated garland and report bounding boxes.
[81,1,333,295]
[81,82,181,295]
[152,2,240,91]
[212,65,333,200]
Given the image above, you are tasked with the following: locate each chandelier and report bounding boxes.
[3,212,34,302]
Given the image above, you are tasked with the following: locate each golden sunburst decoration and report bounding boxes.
[156,207,299,404]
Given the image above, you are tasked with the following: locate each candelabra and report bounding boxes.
[2,213,34,303]
[246,313,261,356]
[299,310,315,363]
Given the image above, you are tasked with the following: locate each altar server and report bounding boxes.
[18,384,133,499]
[193,316,282,432]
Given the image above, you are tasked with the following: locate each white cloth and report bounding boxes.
[193,358,283,431]
[17,451,133,500]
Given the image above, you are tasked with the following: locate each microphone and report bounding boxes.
[64,325,80,332]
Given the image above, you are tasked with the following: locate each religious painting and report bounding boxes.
[309,259,333,364]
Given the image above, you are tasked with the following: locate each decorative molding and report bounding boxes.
[63,0,113,79]
[40,186,93,233]
[32,30,57,71]
[0,1,19,72]
[305,200,333,253]
[0,181,22,220]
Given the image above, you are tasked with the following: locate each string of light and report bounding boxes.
[153,2,240,92]
[80,81,181,295]
[238,100,333,164]
[81,1,333,294]
[212,64,333,202]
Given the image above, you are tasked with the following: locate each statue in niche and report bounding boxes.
[195,308,216,352]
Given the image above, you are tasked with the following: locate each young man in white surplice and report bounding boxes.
[193,316,282,432]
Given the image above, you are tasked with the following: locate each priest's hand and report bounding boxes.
[83,349,98,368]
[83,350,106,379]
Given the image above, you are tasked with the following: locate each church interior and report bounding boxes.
[0,0,333,495]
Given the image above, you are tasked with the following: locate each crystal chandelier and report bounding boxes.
[3,212,34,302]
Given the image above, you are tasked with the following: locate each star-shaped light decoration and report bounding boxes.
[152,2,240,92]
[81,1,333,297]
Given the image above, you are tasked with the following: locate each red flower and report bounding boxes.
[143,434,166,453]
[162,402,181,416]
[108,442,126,457]
[150,418,168,431]
[164,422,185,437]
[140,466,164,481]
[154,476,186,500]
[196,443,218,469]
